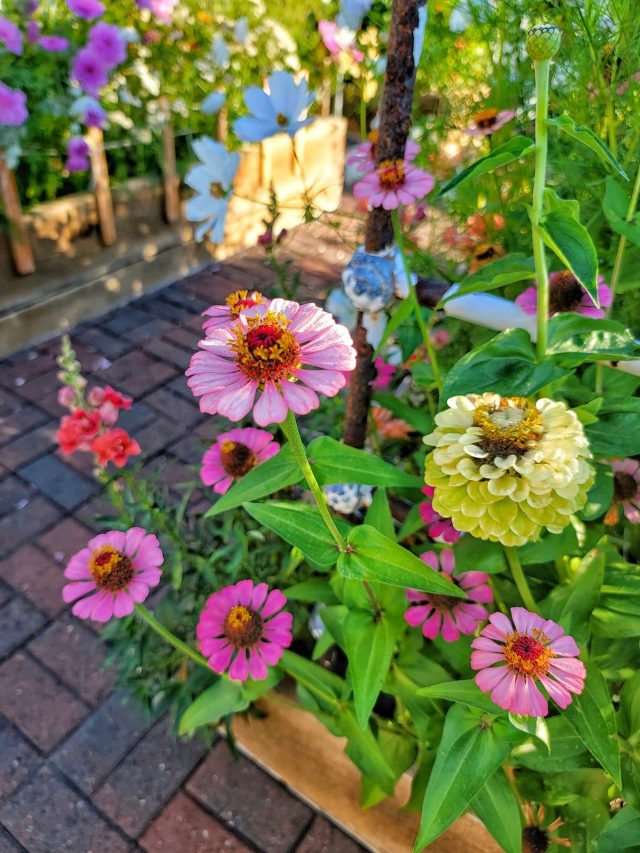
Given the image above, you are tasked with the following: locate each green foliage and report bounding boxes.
[438,136,536,196]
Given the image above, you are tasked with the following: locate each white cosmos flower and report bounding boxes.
[201,91,226,116]
[184,137,239,244]
[233,71,314,142]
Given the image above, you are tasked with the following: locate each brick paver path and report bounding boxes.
[0,220,366,853]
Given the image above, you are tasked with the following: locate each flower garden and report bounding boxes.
[2,0,640,851]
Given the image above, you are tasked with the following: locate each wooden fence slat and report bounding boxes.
[0,154,35,276]
[160,99,180,224]
[88,127,116,246]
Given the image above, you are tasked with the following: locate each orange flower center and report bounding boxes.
[220,440,257,477]
[89,545,134,591]
[223,605,264,647]
[378,159,406,190]
[473,398,542,460]
[474,108,498,128]
[225,289,265,316]
[503,631,552,678]
[231,311,301,384]
[549,271,585,313]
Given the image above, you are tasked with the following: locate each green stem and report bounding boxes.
[390,209,443,393]
[134,604,210,670]
[280,410,347,552]
[608,156,640,311]
[531,59,551,360]
[504,547,539,613]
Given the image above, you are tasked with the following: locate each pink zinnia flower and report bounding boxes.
[197,579,293,681]
[63,527,162,621]
[604,458,640,526]
[201,427,280,494]
[187,298,356,427]
[405,549,492,642]
[202,289,267,336]
[353,159,435,210]
[419,486,462,543]
[0,82,28,126]
[40,35,70,52]
[463,108,515,137]
[88,22,126,69]
[67,0,105,20]
[0,16,23,55]
[372,357,395,390]
[516,271,612,319]
[347,130,421,176]
[71,47,109,97]
[318,20,364,62]
[471,607,586,717]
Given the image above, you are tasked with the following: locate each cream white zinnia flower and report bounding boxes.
[184,138,239,243]
[424,394,594,547]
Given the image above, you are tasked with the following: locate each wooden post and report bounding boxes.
[0,154,35,276]
[216,106,228,144]
[87,127,116,246]
[160,100,180,224]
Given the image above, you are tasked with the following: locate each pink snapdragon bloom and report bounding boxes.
[604,458,640,526]
[353,159,435,210]
[471,607,586,717]
[372,357,395,390]
[201,428,280,494]
[65,137,91,172]
[202,289,267,336]
[0,16,23,55]
[405,549,492,642]
[516,271,612,319]
[40,35,70,52]
[318,20,364,62]
[197,579,293,681]
[420,486,462,543]
[88,22,126,69]
[187,298,356,427]
[67,0,105,20]
[347,130,421,176]
[63,527,163,621]
[463,108,515,137]
[71,47,109,97]
[0,83,28,126]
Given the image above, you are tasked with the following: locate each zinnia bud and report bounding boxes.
[526,24,561,61]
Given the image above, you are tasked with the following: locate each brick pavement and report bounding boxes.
[0,220,366,853]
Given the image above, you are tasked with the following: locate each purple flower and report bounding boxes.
[516,271,613,319]
[88,22,126,69]
[70,95,107,129]
[71,47,109,97]
[66,0,105,20]
[40,35,70,52]
[27,20,40,44]
[0,82,28,126]
[0,16,23,55]
[66,136,91,172]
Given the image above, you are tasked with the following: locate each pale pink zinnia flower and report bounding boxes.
[463,108,515,137]
[471,607,586,717]
[405,549,492,642]
[187,298,356,426]
[419,486,462,543]
[347,130,421,176]
[604,458,640,526]
[0,82,28,126]
[353,159,435,210]
[201,427,280,494]
[63,527,163,621]
[202,289,267,336]
[197,579,293,681]
[318,20,364,62]
[516,271,612,319]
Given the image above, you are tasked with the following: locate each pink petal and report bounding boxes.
[257,640,285,665]
[261,588,287,618]
[208,644,235,674]
[539,674,573,709]
[235,579,254,606]
[292,368,346,396]
[264,611,292,632]
[549,635,580,656]
[254,382,288,426]
[489,669,519,711]
[217,380,258,421]
[127,580,152,602]
[90,592,117,623]
[249,647,269,680]
[214,475,234,494]
[439,549,455,574]
[422,610,442,639]
[123,527,147,559]
[72,590,105,620]
[470,651,504,668]
[279,381,319,416]
[229,649,250,681]
[64,549,93,580]
[441,612,460,642]
[487,611,513,637]
[63,580,97,602]
[474,665,509,691]
[251,582,269,610]
[420,550,439,571]
[113,592,135,618]
[404,605,431,627]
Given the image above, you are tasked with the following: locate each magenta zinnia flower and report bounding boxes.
[197,579,293,681]
[201,427,280,494]
[347,130,421,176]
[0,16,23,55]
[516,271,612,319]
[88,22,126,69]
[419,486,462,543]
[71,47,109,97]
[604,458,640,526]
[353,159,434,210]
[405,549,492,642]
[471,607,586,717]
[63,527,163,622]
[202,289,267,336]
[463,108,515,137]
[67,0,105,20]
[0,83,28,126]
[187,298,356,426]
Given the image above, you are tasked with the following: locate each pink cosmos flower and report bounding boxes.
[0,16,23,55]
[463,108,515,137]
[420,486,462,543]
[202,289,267,336]
[405,549,492,642]
[67,0,105,20]
[88,22,126,69]
[604,458,640,526]
[197,579,293,681]
[318,20,364,62]
[471,607,586,717]
[0,83,28,126]
[201,427,280,494]
[187,298,356,427]
[347,131,421,176]
[372,357,395,390]
[65,137,91,173]
[63,527,163,622]
[71,47,109,97]
[353,159,435,210]
[516,271,612,319]
[40,35,70,52]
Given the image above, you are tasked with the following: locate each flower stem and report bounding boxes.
[504,547,538,614]
[531,58,551,360]
[608,156,640,312]
[281,410,347,552]
[134,604,210,670]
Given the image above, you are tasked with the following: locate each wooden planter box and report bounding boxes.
[233,695,500,853]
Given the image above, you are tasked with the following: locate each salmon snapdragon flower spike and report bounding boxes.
[201,427,280,494]
[202,289,267,336]
[353,158,435,210]
[187,298,356,426]
[471,607,586,717]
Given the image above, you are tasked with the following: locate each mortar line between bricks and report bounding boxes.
[0,594,52,666]
[0,823,29,853]
[179,787,264,853]
[288,810,317,853]
[0,507,71,562]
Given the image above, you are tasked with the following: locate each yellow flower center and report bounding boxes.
[473,398,542,460]
[474,108,498,129]
[503,630,552,678]
[378,159,406,190]
[225,289,265,316]
[89,545,134,591]
[223,605,264,647]
[231,311,301,384]
[220,440,257,477]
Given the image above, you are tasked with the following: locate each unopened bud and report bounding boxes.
[526,24,561,60]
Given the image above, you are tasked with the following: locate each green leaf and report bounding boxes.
[179,679,248,734]
[441,328,566,401]
[580,463,614,522]
[374,296,415,358]
[538,193,599,306]
[547,315,640,365]
[361,728,418,808]
[508,713,550,752]
[338,525,466,597]
[397,503,424,542]
[562,662,622,787]
[586,399,640,456]
[279,649,346,706]
[440,253,535,303]
[242,501,345,568]
[206,445,302,517]
[593,568,640,638]
[372,391,433,434]
[414,705,509,850]
[307,436,422,488]
[338,709,397,794]
[439,136,535,196]
[471,768,523,853]
[548,544,605,643]
[548,116,628,179]
[364,488,395,541]
[416,679,502,715]
[517,525,578,565]
[454,537,507,574]
[284,578,338,604]
[603,176,640,250]
[597,807,640,852]
[512,716,590,772]
[344,609,400,728]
